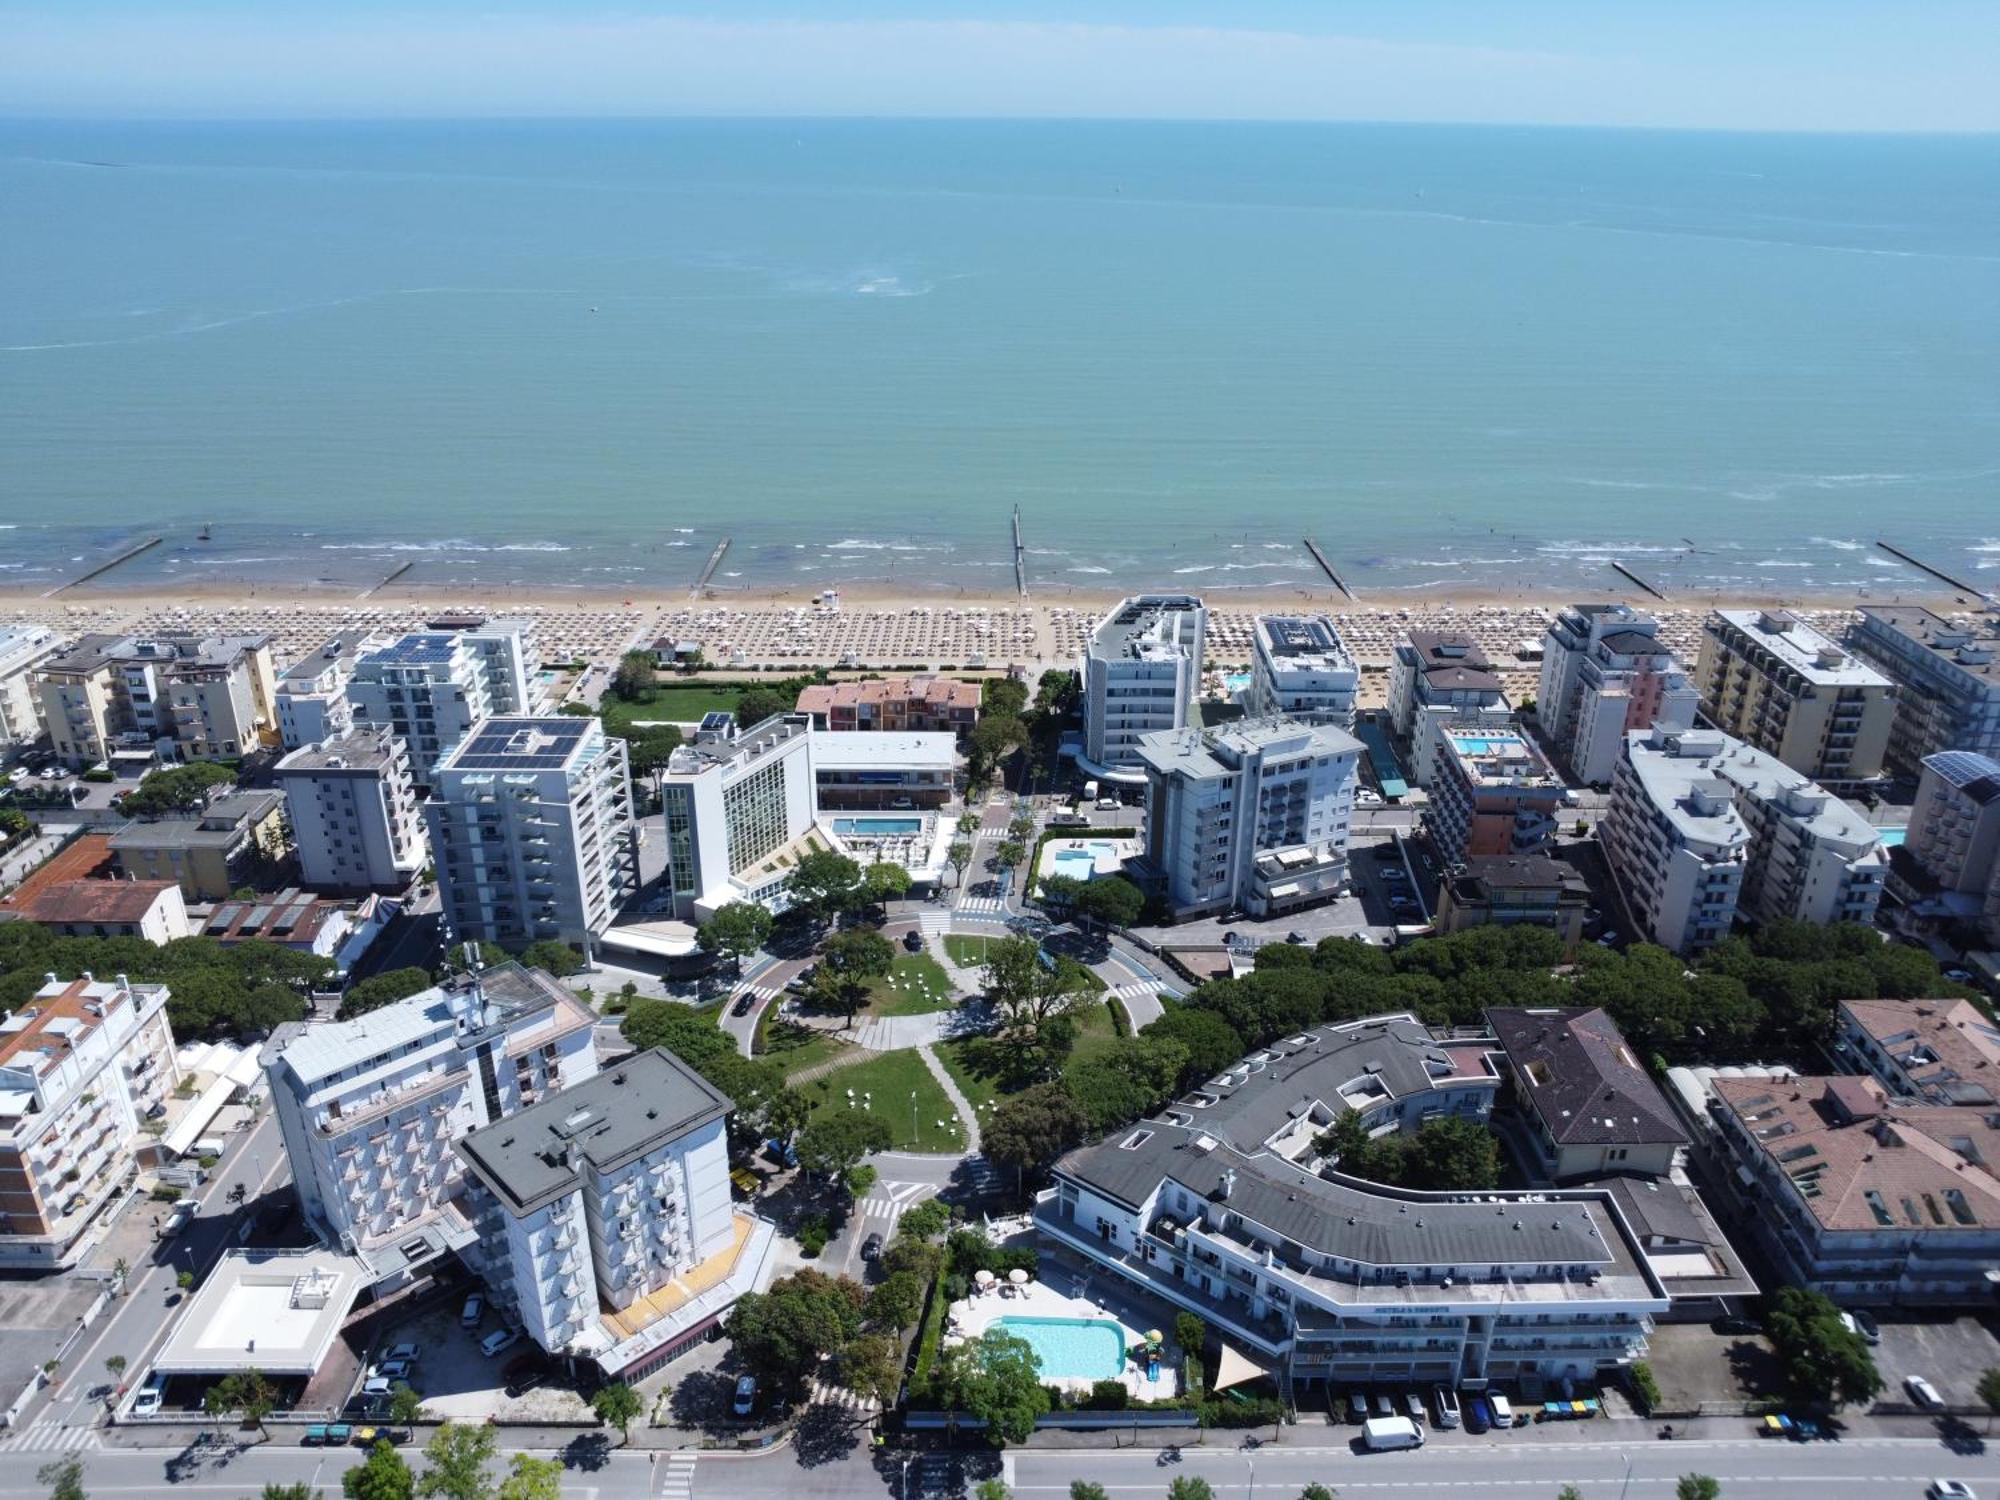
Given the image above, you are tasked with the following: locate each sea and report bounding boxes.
[2,118,1997,600]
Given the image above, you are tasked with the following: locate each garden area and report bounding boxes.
[594,681,747,732]
[756,1012,855,1079]
[866,953,961,1017]
[935,994,1122,1119]
[797,1047,967,1153]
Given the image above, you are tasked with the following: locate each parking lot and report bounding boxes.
[1869,1313,2000,1410]
[354,1293,592,1424]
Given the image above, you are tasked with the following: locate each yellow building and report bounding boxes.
[1694,609,1895,786]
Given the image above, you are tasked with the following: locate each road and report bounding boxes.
[26,1109,289,1434]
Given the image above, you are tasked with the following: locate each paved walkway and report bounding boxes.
[918,1042,981,1152]
[784,1048,876,1086]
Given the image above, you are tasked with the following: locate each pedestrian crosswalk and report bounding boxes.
[961,1152,1004,1197]
[857,1179,931,1227]
[1107,979,1164,1002]
[735,982,783,1008]
[953,896,1007,917]
[917,910,953,937]
[806,1375,872,1412]
[655,1449,698,1500]
[0,1423,101,1453]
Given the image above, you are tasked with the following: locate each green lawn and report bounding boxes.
[597,682,751,731]
[867,954,962,1018]
[943,933,999,971]
[935,996,1122,1123]
[759,1015,855,1078]
[800,1047,966,1153]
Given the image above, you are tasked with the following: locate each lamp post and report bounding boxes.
[910,1091,918,1141]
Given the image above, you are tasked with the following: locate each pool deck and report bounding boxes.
[1033,834,1143,886]
[946,1278,1181,1399]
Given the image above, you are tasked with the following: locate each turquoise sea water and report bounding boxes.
[2,119,1997,599]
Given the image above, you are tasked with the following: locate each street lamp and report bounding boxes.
[910,1091,918,1140]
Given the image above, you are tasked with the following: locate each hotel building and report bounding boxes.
[1848,608,2000,779]
[37,632,278,768]
[1435,855,1590,945]
[0,974,180,1269]
[1694,609,1895,786]
[275,630,384,752]
[1602,725,1885,956]
[1037,1016,1668,1391]
[1422,722,1565,865]
[794,675,980,735]
[1487,1007,1689,1182]
[1247,615,1359,727]
[1836,997,2000,1108]
[1081,595,1206,785]
[107,790,288,901]
[1136,717,1360,919]
[265,962,597,1284]
[656,713,821,919]
[0,624,64,759]
[275,727,430,892]
[425,718,637,950]
[1537,604,1699,787]
[347,634,495,791]
[1387,631,1510,786]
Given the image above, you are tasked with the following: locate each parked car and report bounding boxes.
[383,1342,421,1365]
[1488,1393,1516,1429]
[157,1200,197,1238]
[1372,1392,1393,1418]
[361,1376,393,1397]
[131,1375,165,1416]
[902,929,925,953]
[480,1328,520,1358]
[1346,1391,1368,1424]
[1712,1315,1761,1336]
[1362,1415,1423,1451]
[374,1359,414,1383]
[733,1375,758,1416]
[1906,1375,1945,1409]
[461,1294,484,1328]
[731,992,757,1017]
[1431,1386,1461,1429]
[1847,1308,1881,1345]
[1463,1395,1492,1435]
[861,1233,884,1262]
[1402,1392,1427,1425]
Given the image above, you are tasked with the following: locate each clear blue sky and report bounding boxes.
[4,1,1996,130]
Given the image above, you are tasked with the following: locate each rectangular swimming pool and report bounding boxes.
[1051,850,1098,882]
[832,816,923,836]
[992,1316,1127,1381]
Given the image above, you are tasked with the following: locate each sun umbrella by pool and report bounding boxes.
[1008,1268,1029,1286]
[974,1269,996,1288]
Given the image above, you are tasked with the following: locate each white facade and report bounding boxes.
[1537,604,1699,786]
[426,717,637,948]
[0,975,180,1269]
[657,714,821,918]
[1137,716,1359,918]
[0,624,63,756]
[456,619,546,718]
[275,727,429,891]
[1849,608,2000,777]
[1248,615,1358,726]
[347,633,493,790]
[265,963,596,1282]
[1603,724,1885,956]
[457,1048,740,1371]
[36,633,277,767]
[1082,595,1206,781]
[275,630,384,750]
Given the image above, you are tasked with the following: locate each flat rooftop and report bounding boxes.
[1860,608,2000,684]
[457,1047,732,1216]
[1440,724,1561,787]
[810,729,959,770]
[442,716,595,773]
[153,1249,365,1376]
[275,726,405,775]
[1257,614,1356,672]
[278,629,381,686]
[1713,609,1891,688]
[1135,715,1361,780]
[1089,595,1205,664]
[360,632,462,667]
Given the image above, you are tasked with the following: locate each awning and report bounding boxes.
[1212,1341,1277,1392]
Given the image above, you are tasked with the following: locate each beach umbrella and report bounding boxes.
[1008,1268,1029,1286]
[975,1269,996,1287]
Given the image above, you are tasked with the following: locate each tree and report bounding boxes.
[1674,1479,1719,1500]
[968,715,1027,780]
[123,761,235,817]
[493,1457,563,1500]
[1072,875,1144,929]
[1979,1366,2000,1433]
[388,1382,426,1437]
[1063,1033,1188,1134]
[982,935,1084,1047]
[946,839,975,888]
[1764,1287,1881,1408]
[934,1326,1049,1445]
[725,1270,866,1389]
[993,839,1026,872]
[1174,1312,1207,1360]
[1143,1007,1245,1090]
[210,1368,276,1439]
[609,651,656,702]
[1008,812,1037,844]
[898,1199,953,1241]
[415,1422,497,1500]
[619,723,684,779]
[838,1331,905,1407]
[984,1082,1089,1183]
[518,940,583,978]
[796,1109,893,1184]
[974,1482,1011,1500]
[338,966,433,1020]
[865,1269,927,1333]
[38,1457,85,1500]
[860,861,912,908]
[1556,1489,1581,1500]
[263,1487,321,1500]
[1301,1487,1338,1500]
[1071,1486,1110,1500]
[789,847,863,918]
[735,685,792,726]
[957,811,983,837]
[103,1354,126,1386]
[344,1440,416,1500]
[590,1382,643,1446]
[819,929,894,1027]
[846,1162,878,1197]
[696,902,774,974]
[1166,1481,1215,1500]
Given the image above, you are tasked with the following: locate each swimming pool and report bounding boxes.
[1449,735,1520,756]
[1051,849,1098,882]
[1877,826,1906,847]
[832,816,923,836]
[993,1316,1127,1381]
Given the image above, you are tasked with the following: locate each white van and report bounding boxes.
[1488,1393,1516,1428]
[1363,1415,1424,1451]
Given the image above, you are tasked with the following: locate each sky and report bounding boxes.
[2,2,1997,131]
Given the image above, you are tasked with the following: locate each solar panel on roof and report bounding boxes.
[245,904,273,928]
[1926,750,2000,793]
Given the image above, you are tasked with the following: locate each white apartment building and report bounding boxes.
[1136,716,1360,919]
[1537,603,1699,787]
[37,633,278,767]
[265,962,597,1285]
[1849,608,2000,778]
[1082,595,1206,785]
[275,630,384,750]
[657,713,821,919]
[1905,751,2000,897]
[1386,630,1509,771]
[0,624,64,759]
[1603,725,1885,956]
[1037,1018,1667,1392]
[425,717,637,950]
[434,616,546,718]
[0,974,180,1269]
[1247,615,1359,726]
[275,727,429,892]
[457,1047,754,1378]
[347,633,494,791]
[1695,609,1896,786]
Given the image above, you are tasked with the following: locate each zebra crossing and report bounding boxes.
[960,1152,1004,1197]
[916,909,953,937]
[953,896,1008,918]
[806,1375,872,1412]
[734,982,783,1009]
[1107,979,1165,1002]
[655,1449,699,1500]
[856,1179,932,1226]
[0,1422,101,1454]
